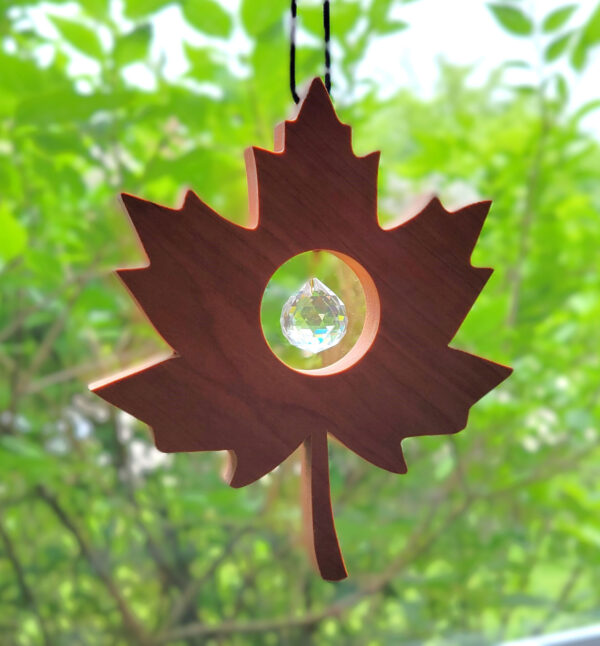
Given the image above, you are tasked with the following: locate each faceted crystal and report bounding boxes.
[280,278,348,354]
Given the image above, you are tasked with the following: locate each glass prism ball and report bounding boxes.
[280,278,348,354]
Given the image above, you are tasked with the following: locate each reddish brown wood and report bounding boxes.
[301,432,347,581]
[91,78,512,580]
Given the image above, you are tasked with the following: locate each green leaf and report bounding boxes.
[303,2,362,38]
[542,5,577,33]
[488,4,534,36]
[570,3,600,70]
[184,43,223,80]
[573,524,600,549]
[114,25,151,66]
[298,2,364,40]
[501,59,531,69]
[0,205,27,263]
[556,74,568,104]
[376,20,408,35]
[369,0,394,27]
[180,0,233,38]
[84,0,110,19]
[545,31,573,62]
[570,37,587,70]
[241,0,281,37]
[300,6,326,37]
[49,15,103,59]
[514,84,536,96]
[0,435,45,461]
[124,0,171,19]
[0,437,61,483]
[330,2,361,36]
[16,90,117,124]
[582,3,600,45]
[571,98,600,123]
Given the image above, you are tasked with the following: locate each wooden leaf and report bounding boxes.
[91,78,512,580]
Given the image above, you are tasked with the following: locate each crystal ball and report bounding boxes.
[280,278,348,354]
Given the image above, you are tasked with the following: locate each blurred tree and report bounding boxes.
[1,1,600,644]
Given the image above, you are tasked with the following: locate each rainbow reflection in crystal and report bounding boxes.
[280,278,347,354]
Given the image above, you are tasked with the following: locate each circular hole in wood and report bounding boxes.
[260,250,380,375]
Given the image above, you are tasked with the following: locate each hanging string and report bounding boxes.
[323,1,331,95]
[290,0,300,103]
[290,1,332,104]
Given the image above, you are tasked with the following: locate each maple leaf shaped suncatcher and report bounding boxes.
[91,78,512,581]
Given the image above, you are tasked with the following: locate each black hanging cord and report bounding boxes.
[290,1,332,104]
[323,1,331,95]
[290,0,300,103]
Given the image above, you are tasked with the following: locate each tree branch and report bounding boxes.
[161,528,250,633]
[481,447,593,501]
[0,517,52,646]
[0,268,100,344]
[157,491,470,643]
[17,283,86,395]
[505,68,550,327]
[24,350,141,395]
[35,486,150,645]
[532,564,584,635]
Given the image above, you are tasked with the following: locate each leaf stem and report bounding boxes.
[301,432,347,581]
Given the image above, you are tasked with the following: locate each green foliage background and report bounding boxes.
[1,0,600,644]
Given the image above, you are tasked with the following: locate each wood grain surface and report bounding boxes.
[91,78,512,580]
